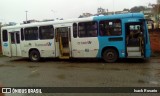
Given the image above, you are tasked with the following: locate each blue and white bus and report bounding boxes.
[1,13,151,62]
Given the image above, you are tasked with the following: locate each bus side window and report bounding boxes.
[24,27,38,40]
[73,23,77,38]
[88,22,97,37]
[39,25,54,40]
[11,33,15,44]
[78,21,97,37]
[100,21,110,36]
[100,20,121,36]
[21,28,24,41]
[2,30,8,42]
[16,32,20,44]
[78,23,86,37]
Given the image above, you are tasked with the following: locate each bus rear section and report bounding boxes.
[125,19,151,59]
[95,13,151,62]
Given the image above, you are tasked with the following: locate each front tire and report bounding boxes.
[102,49,118,63]
[29,50,40,62]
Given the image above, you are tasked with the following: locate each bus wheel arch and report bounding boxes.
[29,48,41,62]
[101,47,119,63]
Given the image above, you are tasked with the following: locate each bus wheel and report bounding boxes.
[29,50,40,62]
[102,49,118,63]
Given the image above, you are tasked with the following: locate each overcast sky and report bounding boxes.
[0,0,157,24]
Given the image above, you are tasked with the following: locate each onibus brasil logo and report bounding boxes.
[2,88,42,93]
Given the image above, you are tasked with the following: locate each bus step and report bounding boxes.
[59,56,70,59]
[63,53,69,56]
[62,48,70,53]
[127,47,140,52]
[128,51,141,57]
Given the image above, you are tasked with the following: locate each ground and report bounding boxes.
[0,57,160,96]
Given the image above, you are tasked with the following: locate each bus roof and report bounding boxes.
[1,17,93,30]
[94,13,144,21]
[1,13,144,30]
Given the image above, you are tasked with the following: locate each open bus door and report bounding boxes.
[55,26,71,59]
[125,22,145,58]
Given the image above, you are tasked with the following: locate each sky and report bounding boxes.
[0,0,157,24]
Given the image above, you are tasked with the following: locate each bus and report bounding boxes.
[1,13,151,62]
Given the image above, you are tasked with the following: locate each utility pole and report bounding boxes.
[51,10,55,20]
[113,0,115,14]
[25,11,28,22]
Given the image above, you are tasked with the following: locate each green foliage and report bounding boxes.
[152,4,160,14]
[130,6,146,13]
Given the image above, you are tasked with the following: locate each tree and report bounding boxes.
[130,6,146,13]
[152,4,160,15]
[123,8,130,12]
[152,4,160,28]
[78,15,83,18]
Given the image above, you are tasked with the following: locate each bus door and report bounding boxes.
[9,31,21,56]
[55,27,71,59]
[125,22,145,58]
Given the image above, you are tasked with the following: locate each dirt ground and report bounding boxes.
[0,57,160,96]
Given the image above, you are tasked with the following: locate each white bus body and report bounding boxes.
[1,13,151,62]
[1,17,99,61]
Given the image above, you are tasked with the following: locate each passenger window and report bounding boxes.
[11,33,15,44]
[78,21,97,37]
[78,23,85,37]
[39,25,54,40]
[73,23,77,38]
[16,32,20,44]
[2,30,8,42]
[10,32,20,44]
[24,27,38,40]
[100,19,121,36]
[21,28,24,41]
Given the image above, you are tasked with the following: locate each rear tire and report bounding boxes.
[29,50,40,62]
[102,49,118,63]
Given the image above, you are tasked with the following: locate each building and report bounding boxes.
[97,7,107,14]
[79,13,93,18]
[23,19,39,24]
[140,8,153,19]
[115,11,129,14]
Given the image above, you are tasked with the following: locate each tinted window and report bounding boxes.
[2,30,8,42]
[73,23,77,38]
[39,25,54,40]
[21,28,24,41]
[24,27,38,40]
[10,32,20,44]
[11,33,15,44]
[16,32,20,44]
[100,19,121,36]
[78,21,97,37]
